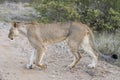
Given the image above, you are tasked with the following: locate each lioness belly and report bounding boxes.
[39,26,70,45]
[41,30,68,45]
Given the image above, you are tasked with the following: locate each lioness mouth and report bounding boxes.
[9,37,13,40]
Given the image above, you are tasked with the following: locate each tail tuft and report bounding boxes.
[111,54,118,59]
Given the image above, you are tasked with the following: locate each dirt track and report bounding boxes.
[0,22,120,80]
[0,2,120,80]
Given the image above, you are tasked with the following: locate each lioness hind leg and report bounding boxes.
[82,35,98,68]
[85,47,97,68]
[68,51,82,69]
[67,41,82,69]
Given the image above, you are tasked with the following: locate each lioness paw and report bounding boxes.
[88,64,96,69]
[67,65,74,69]
[37,64,47,69]
[26,64,35,69]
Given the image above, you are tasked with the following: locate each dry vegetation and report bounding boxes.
[95,30,120,66]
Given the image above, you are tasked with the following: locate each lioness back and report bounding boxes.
[27,22,72,44]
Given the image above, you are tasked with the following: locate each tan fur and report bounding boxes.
[8,21,99,69]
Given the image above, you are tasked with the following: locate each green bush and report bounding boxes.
[80,8,120,32]
[33,0,80,23]
[33,0,120,32]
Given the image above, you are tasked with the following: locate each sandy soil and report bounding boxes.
[0,2,120,80]
[0,23,120,80]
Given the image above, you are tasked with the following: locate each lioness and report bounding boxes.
[8,21,117,69]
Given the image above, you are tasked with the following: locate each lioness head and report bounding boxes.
[8,22,20,40]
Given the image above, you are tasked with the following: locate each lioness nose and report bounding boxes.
[8,35,13,40]
[11,38,13,40]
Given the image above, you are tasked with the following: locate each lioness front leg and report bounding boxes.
[26,49,36,69]
[35,47,47,69]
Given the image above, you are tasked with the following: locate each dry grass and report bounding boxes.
[95,30,120,66]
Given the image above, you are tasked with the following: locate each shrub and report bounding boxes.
[80,8,120,32]
[33,0,120,32]
[33,0,80,23]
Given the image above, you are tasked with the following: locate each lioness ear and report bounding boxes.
[12,22,20,28]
